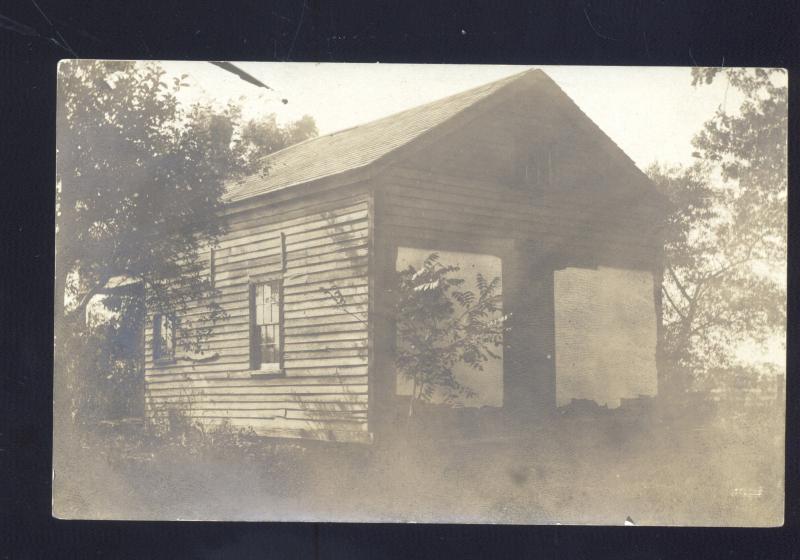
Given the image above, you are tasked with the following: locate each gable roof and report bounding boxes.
[224,68,660,205]
[224,70,533,202]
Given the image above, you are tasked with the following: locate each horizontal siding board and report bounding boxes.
[388,165,665,217]
[284,303,368,321]
[153,297,366,326]
[281,331,371,344]
[384,190,657,238]
[285,410,368,421]
[223,198,368,240]
[221,417,369,432]
[284,356,368,368]
[220,208,368,251]
[284,276,368,296]
[284,348,368,360]
[284,320,367,333]
[147,387,369,401]
[148,393,368,404]
[145,192,371,440]
[146,378,368,391]
[283,365,369,377]
[383,200,659,248]
[150,405,368,418]
[146,377,369,393]
[215,229,368,271]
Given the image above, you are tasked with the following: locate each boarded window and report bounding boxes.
[153,313,176,362]
[251,280,283,373]
[554,266,658,408]
[395,247,504,408]
[514,140,554,189]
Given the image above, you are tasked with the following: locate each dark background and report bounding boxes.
[1,1,797,557]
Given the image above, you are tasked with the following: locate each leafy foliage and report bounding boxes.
[68,293,145,426]
[649,68,786,391]
[55,60,317,420]
[241,113,318,166]
[394,253,508,415]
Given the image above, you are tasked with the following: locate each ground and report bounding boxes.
[53,403,784,526]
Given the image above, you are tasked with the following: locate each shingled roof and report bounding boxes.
[224,69,535,203]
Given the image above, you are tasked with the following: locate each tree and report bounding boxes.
[241,113,318,161]
[648,68,787,392]
[55,60,317,422]
[394,253,508,416]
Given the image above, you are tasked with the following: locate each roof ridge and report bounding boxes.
[255,67,537,162]
[224,67,548,202]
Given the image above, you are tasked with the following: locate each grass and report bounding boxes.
[52,403,784,526]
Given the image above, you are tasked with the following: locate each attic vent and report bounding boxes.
[519,148,553,188]
[515,142,554,190]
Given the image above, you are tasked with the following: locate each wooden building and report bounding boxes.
[144,69,669,444]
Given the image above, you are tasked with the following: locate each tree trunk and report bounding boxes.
[52,242,75,477]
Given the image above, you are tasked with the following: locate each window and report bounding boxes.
[554,266,658,408]
[521,150,552,188]
[513,140,554,190]
[250,280,283,373]
[153,313,176,362]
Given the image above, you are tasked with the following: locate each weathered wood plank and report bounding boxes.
[284,322,367,336]
[284,356,368,368]
[284,303,369,321]
[188,417,369,433]
[148,401,369,414]
[220,208,368,251]
[283,348,368,360]
[285,410,368,421]
[224,198,368,239]
[214,230,368,271]
[284,365,369,377]
[148,393,368,404]
[146,377,369,392]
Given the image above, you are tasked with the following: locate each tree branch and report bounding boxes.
[661,285,687,320]
[71,270,115,318]
[667,264,693,304]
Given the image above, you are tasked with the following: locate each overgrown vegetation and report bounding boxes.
[61,401,782,525]
[394,253,508,416]
[68,301,144,427]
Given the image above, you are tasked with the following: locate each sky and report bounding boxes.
[158,62,747,172]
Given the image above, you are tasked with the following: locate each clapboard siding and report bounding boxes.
[383,85,664,261]
[369,93,666,428]
[144,189,372,442]
[379,162,662,270]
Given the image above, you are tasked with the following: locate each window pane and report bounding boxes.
[255,283,274,325]
[261,325,272,345]
[253,282,282,367]
[271,292,279,324]
[163,317,173,351]
[155,315,175,359]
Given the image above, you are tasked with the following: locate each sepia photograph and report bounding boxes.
[52,62,786,525]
